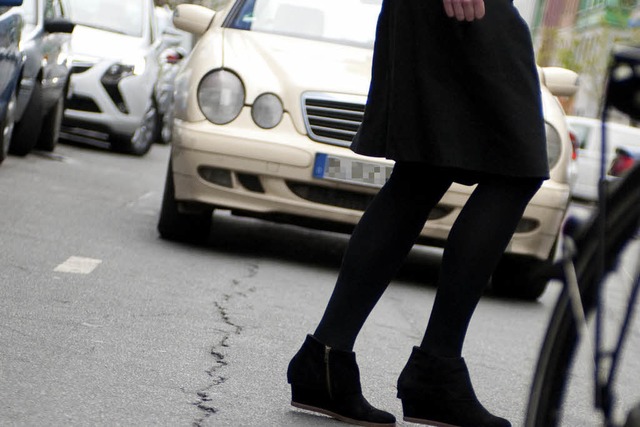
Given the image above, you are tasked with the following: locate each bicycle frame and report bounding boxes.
[592,46,640,425]
[526,45,640,427]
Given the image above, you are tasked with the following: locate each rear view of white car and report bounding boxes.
[568,115,640,201]
[61,0,161,155]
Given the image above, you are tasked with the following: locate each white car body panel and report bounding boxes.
[569,115,640,201]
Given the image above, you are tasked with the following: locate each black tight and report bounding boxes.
[314,162,542,356]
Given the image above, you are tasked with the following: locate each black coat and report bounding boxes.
[351,0,549,183]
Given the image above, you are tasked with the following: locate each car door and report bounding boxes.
[0,3,22,162]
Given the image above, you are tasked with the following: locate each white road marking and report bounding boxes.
[54,256,102,274]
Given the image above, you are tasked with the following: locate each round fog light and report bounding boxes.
[251,93,283,129]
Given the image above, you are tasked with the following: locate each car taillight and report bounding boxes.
[545,123,562,170]
[568,130,579,161]
[165,51,184,64]
[608,148,637,177]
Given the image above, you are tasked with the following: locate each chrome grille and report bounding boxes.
[302,92,366,147]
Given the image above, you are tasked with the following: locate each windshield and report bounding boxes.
[227,0,382,48]
[66,0,145,37]
[569,123,591,150]
[19,0,37,26]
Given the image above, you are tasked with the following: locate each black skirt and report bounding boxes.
[351,0,549,183]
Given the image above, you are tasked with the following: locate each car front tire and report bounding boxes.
[112,102,157,156]
[157,158,213,243]
[491,253,551,301]
[36,96,63,152]
[10,80,43,156]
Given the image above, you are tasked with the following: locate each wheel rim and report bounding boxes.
[2,91,17,157]
[131,105,157,151]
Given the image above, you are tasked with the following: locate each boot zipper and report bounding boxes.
[324,345,332,399]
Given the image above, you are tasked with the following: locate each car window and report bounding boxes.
[610,127,640,148]
[570,123,591,149]
[19,0,37,25]
[226,0,382,48]
[44,0,58,19]
[45,0,67,19]
[65,0,144,37]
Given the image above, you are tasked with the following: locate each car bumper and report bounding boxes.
[63,60,153,137]
[171,112,570,261]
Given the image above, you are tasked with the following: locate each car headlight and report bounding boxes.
[251,93,283,129]
[103,64,136,82]
[101,63,141,114]
[103,58,146,81]
[545,122,562,170]
[198,69,245,125]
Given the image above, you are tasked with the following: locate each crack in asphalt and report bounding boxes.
[192,263,258,426]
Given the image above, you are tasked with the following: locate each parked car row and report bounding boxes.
[8,0,628,303]
[0,0,190,165]
[157,0,581,301]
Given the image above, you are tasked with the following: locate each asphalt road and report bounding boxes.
[0,142,638,426]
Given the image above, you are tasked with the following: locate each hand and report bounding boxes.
[443,0,486,21]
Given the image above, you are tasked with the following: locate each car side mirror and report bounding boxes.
[44,18,75,34]
[539,67,580,97]
[173,4,215,36]
[0,0,23,5]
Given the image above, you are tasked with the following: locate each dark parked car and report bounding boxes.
[9,0,74,156]
[0,0,22,164]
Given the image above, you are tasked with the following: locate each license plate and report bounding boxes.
[313,154,393,188]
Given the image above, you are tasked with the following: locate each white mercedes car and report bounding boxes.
[159,0,579,300]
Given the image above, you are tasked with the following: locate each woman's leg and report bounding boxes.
[397,177,542,427]
[313,163,452,351]
[419,177,543,357]
[288,163,451,425]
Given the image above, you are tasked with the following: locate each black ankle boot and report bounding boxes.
[397,347,511,427]
[287,335,396,427]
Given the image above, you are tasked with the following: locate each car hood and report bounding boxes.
[69,25,147,61]
[222,29,374,103]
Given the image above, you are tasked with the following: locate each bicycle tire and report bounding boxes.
[525,163,640,427]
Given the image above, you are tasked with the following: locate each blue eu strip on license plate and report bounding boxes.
[313,153,328,179]
[313,153,392,188]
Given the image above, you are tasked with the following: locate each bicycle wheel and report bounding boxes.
[525,163,640,427]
